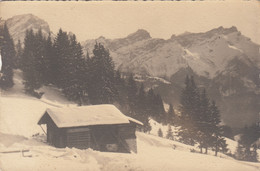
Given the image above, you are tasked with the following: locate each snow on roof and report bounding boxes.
[38,104,143,128]
[126,116,143,126]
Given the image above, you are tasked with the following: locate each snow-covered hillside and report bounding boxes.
[0,70,259,171]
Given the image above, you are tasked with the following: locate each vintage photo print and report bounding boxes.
[0,1,259,170]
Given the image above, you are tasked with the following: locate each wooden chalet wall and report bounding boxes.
[66,127,90,149]
[44,114,138,153]
[89,123,137,153]
[118,122,137,153]
[45,115,66,148]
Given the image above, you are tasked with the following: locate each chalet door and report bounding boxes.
[66,127,90,149]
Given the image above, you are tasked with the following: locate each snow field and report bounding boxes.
[0,70,259,171]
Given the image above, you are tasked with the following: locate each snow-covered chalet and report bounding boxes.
[38,104,143,153]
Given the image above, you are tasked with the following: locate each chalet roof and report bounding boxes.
[38,104,143,128]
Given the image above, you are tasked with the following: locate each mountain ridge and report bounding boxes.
[82,26,259,79]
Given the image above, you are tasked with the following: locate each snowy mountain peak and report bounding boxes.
[126,29,151,41]
[206,26,238,35]
[97,36,106,40]
[5,14,51,44]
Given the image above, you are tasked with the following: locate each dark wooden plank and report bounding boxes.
[66,131,91,149]
[67,127,90,133]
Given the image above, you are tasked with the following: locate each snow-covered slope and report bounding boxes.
[0,70,74,137]
[2,131,260,171]
[0,70,260,170]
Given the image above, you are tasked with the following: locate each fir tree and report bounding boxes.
[166,125,174,140]
[137,83,146,113]
[154,94,165,122]
[34,29,46,83]
[21,29,44,95]
[178,75,200,146]
[235,143,246,161]
[42,33,54,85]
[136,83,151,133]
[209,100,227,156]
[126,73,138,116]
[158,128,163,137]
[145,88,165,122]
[62,34,85,104]
[198,88,211,154]
[146,88,157,118]
[167,103,175,125]
[0,24,15,90]
[114,69,127,107]
[15,39,23,69]
[88,43,116,104]
[53,28,71,88]
[236,125,259,162]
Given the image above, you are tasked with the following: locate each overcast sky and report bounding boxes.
[0,1,260,44]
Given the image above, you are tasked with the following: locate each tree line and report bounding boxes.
[177,76,228,156]
[235,125,259,162]
[0,23,15,89]
[176,75,259,160]
[16,28,173,132]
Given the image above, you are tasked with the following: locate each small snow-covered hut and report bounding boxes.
[38,104,143,153]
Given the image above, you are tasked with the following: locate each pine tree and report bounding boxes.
[235,143,246,160]
[0,24,15,90]
[218,136,229,154]
[137,83,146,113]
[126,73,138,116]
[167,103,175,125]
[158,128,163,137]
[53,28,71,88]
[15,39,23,69]
[51,29,88,104]
[136,83,151,133]
[42,33,54,84]
[146,88,155,117]
[114,69,127,107]
[198,88,211,154]
[251,145,259,162]
[34,29,46,83]
[21,29,44,95]
[62,34,85,104]
[178,75,200,146]
[166,125,174,140]
[236,125,259,162]
[209,100,227,156]
[154,94,165,122]
[145,88,165,122]
[88,43,116,104]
